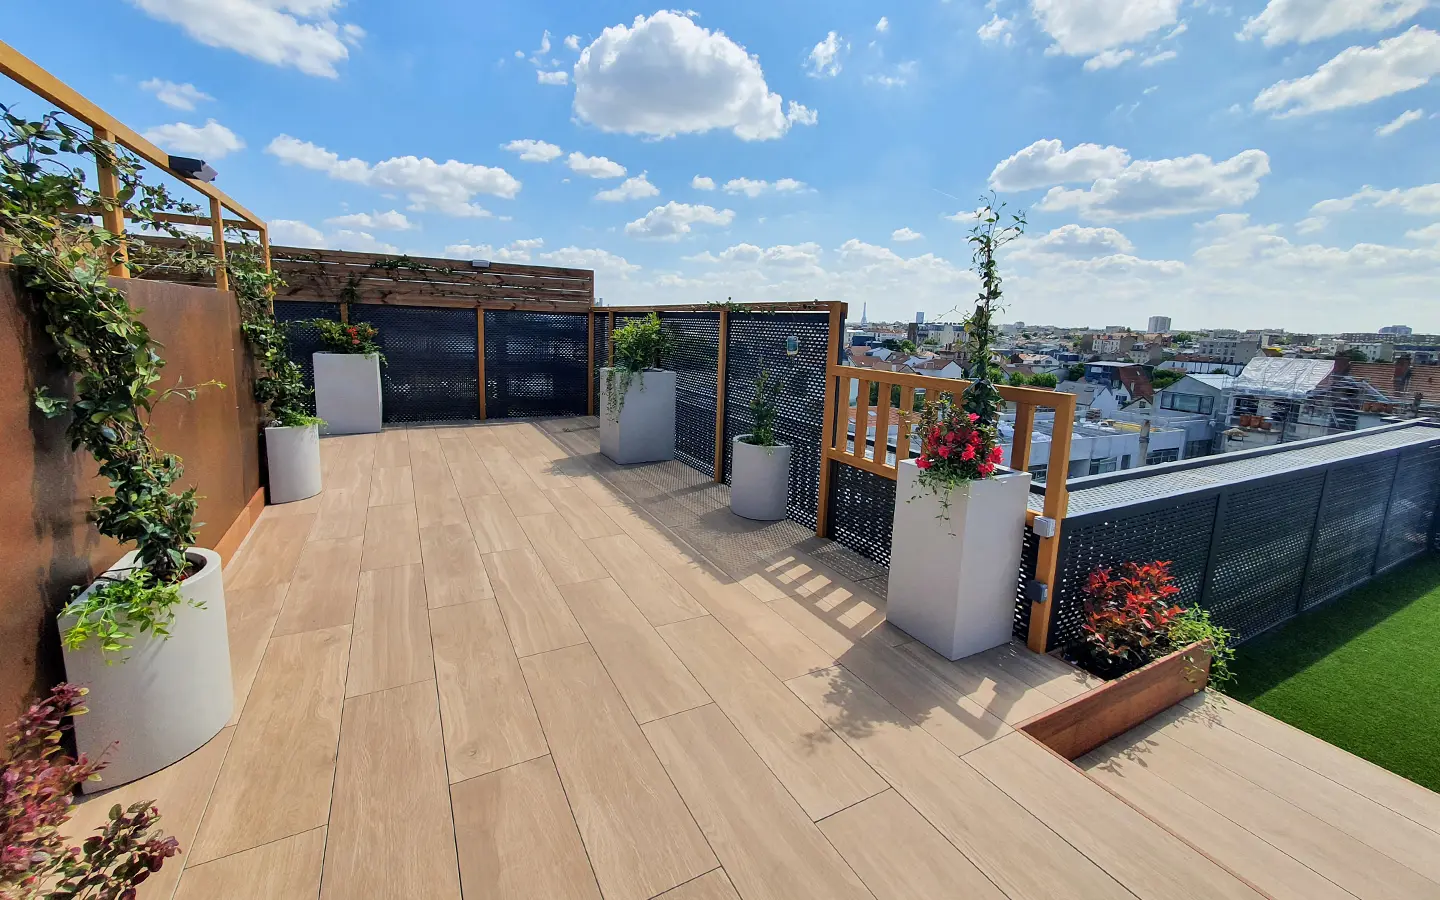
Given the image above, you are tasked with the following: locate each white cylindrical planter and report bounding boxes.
[265,424,322,503]
[886,461,1032,660]
[731,436,791,521]
[61,548,233,791]
[599,368,676,465]
[313,352,382,435]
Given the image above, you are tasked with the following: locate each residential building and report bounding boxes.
[1148,315,1172,334]
[1222,357,1395,452]
[915,311,925,324]
[1196,336,1261,365]
[1348,357,1440,415]
[1080,361,1154,404]
[1378,325,1413,336]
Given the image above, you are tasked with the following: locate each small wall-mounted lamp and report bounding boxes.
[168,155,218,183]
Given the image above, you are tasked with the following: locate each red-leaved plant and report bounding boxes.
[1079,561,1185,678]
[1,684,178,899]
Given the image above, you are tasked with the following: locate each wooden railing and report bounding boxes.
[815,363,1077,653]
[0,39,268,290]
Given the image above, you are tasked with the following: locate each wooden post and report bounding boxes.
[853,379,872,461]
[1011,402,1036,473]
[872,378,892,465]
[209,196,228,293]
[898,386,915,462]
[259,225,272,273]
[713,309,730,481]
[93,127,128,278]
[477,308,487,420]
[814,302,844,539]
[1028,393,1076,653]
[339,302,349,324]
[587,310,595,417]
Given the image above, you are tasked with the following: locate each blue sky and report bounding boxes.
[7,0,1440,332]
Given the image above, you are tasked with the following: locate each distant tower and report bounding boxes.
[861,303,868,325]
[916,311,925,325]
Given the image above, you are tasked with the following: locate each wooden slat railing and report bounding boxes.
[815,363,1077,653]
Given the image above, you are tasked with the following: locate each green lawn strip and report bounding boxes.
[1221,553,1440,794]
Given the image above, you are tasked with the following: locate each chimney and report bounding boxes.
[1333,354,1351,376]
[1395,354,1412,393]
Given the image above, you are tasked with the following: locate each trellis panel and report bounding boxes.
[272,300,340,415]
[483,310,589,418]
[657,312,721,476]
[348,304,478,423]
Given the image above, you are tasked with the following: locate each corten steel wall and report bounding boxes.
[1027,422,1440,648]
[0,272,261,725]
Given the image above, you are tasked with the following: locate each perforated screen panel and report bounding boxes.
[1012,526,1042,640]
[658,312,720,476]
[592,313,607,415]
[826,462,897,567]
[1303,457,1397,609]
[348,305,478,423]
[484,310,589,419]
[722,313,832,529]
[1377,445,1440,571]
[273,300,340,414]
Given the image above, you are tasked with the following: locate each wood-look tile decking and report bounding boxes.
[71,418,1440,899]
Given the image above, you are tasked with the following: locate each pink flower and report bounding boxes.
[968,412,979,423]
[978,462,995,477]
[916,457,932,470]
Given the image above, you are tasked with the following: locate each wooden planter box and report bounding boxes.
[1017,642,1211,761]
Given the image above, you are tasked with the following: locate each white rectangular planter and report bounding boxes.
[731,436,791,521]
[61,549,233,791]
[886,461,1032,660]
[313,352,382,435]
[265,423,322,503]
[599,368,676,465]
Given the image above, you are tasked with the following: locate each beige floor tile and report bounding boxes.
[484,547,587,657]
[368,465,415,506]
[521,513,610,585]
[544,486,625,539]
[374,429,411,469]
[898,640,1065,725]
[462,495,529,553]
[227,515,317,590]
[420,524,494,608]
[191,626,350,865]
[520,644,717,900]
[598,504,698,567]
[818,789,1006,900]
[481,446,559,517]
[452,756,602,900]
[643,704,873,900]
[588,533,707,626]
[450,458,501,497]
[561,579,710,723]
[653,870,741,900]
[322,680,461,900]
[310,485,368,541]
[361,502,423,570]
[347,564,434,697]
[271,536,364,637]
[415,484,471,529]
[657,616,885,820]
[224,582,289,726]
[431,599,548,783]
[174,826,326,900]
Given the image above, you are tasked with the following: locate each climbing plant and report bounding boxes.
[227,240,318,428]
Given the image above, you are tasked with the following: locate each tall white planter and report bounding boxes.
[599,368,676,465]
[731,436,791,521]
[61,548,233,791]
[886,461,1032,660]
[314,352,382,435]
[265,423,322,503]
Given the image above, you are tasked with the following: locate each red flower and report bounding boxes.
[945,430,959,444]
[977,462,995,477]
[929,426,941,441]
[937,445,951,458]
[916,457,932,470]
[351,337,360,345]
[968,412,979,423]
[960,444,976,461]
[989,445,1004,463]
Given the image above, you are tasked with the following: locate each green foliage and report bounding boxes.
[313,318,383,357]
[59,568,197,662]
[1169,605,1234,687]
[1,107,210,592]
[1006,371,1030,386]
[881,338,917,354]
[1172,331,1194,342]
[1028,372,1058,388]
[960,196,1025,442]
[1066,363,1087,382]
[868,381,903,407]
[227,243,317,428]
[1210,367,1231,375]
[1151,368,1185,391]
[741,369,782,447]
[605,313,672,421]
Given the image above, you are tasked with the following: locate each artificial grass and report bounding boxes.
[1222,552,1440,793]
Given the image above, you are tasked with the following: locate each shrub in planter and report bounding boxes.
[311,319,384,435]
[600,313,676,464]
[1,107,235,788]
[0,684,180,898]
[886,200,1034,660]
[732,369,791,521]
[1069,560,1234,684]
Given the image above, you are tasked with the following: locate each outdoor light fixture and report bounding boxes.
[470,259,491,268]
[168,155,218,183]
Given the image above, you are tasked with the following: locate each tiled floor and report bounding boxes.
[65,418,1440,899]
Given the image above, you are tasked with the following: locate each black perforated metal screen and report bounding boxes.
[273,300,340,414]
[1037,431,1440,648]
[722,313,831,530]
[592,313,607,415]
[348,305,478,423]
[658,312,720,474]
[484,311,589,419]
[1011,526,1042,640]
[827,463,896,567]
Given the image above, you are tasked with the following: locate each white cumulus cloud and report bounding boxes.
[502,139,563,162]
[269,219,399,253]
[1011,224,1137,258]
[564,34,581,50]
[445,239,543,262]
[1029,0,1184,57]
[891,227,923,242]
[142,119,244,159]
[129,0,364,78]
[1239,0,1430,46]
[1254,27,1440,117]
[540,246,641,276]
[1310,182,1440,217]
[596,173,660,202]
[807,31,845,77]
[566,152,626,178]
[537,70,569,85]
[139,78,212,111]
[977,15,1015,46]
[323,210,414,231]
[989,139,1132,191]
[876,16,890,33]
[692,175,716,190]
[266,134,520,217]
[573,11,817,141]
[1037,150,1271,221]
[722,177,807,197]
[624,202,736,240]
[1377,108,1426,135]
[1084,49,1136,70]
